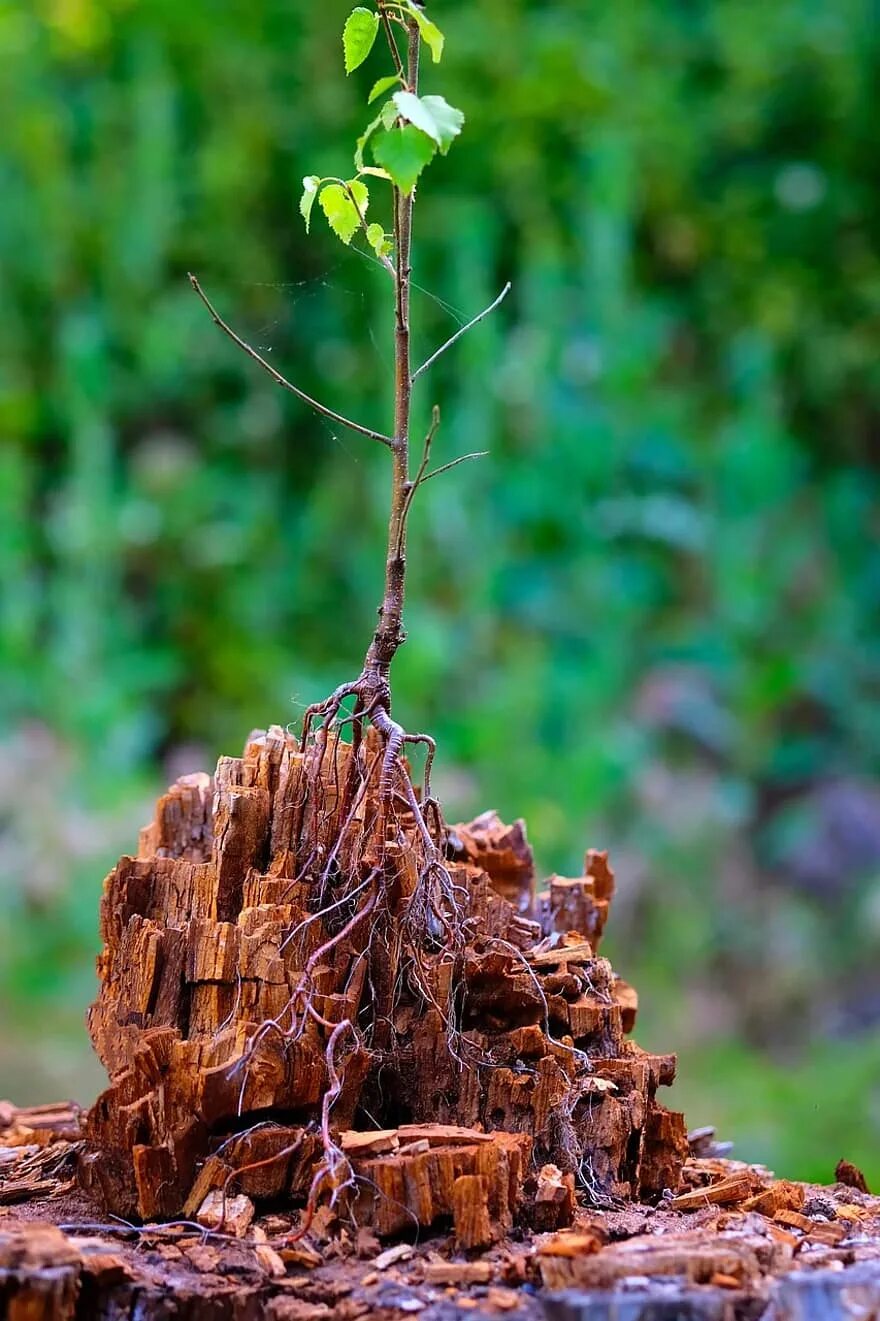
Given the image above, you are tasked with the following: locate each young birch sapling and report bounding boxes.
[191,1,507,821]
[188,2,509,1221]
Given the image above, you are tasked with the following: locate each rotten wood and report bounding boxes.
[80,725,687,1234]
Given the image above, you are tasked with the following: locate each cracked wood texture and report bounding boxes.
[82,725,687,1230]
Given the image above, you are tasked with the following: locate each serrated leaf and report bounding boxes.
[368,74,400,104]
[391,91,440,144]
[365,222,389,258]
[343,7,379,74]
[354,100,396,171]
[403,1,444,62]
[365,223,392,258]
[418,95,464,154]
[371,125,436,195]
[392,91,463,152]
[299,175,321,232]
[319,179,369,244]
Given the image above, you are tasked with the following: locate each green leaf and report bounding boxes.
[299,175,321,232]
[392,91,463,152]
[342,7,379,74]
[365,222,392,258]
[319,179,369,244]
[354,100,396,171]
[368,74,400,104]
[391,91,439,144]
[418,95,465,154]
[371,125,436,195]
[403,1,444,62]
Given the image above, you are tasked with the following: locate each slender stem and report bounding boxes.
[188,274,393,447]
[366,19,420,678]
[411,282,512,383]
[377,2,405,80]
[419,450,487,485]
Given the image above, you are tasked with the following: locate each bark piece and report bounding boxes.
[836,1159,870,1194]
[196,1190,255,1237]
[741,1180,805,1217]
[668,1173,757,1211]
[529,1165,576,1232]
[453,1174,493,1250]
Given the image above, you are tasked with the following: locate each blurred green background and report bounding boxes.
[2,0,879,1186]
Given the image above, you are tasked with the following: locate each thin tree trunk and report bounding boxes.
[367,20,420,684]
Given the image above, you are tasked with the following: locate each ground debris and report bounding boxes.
[0,1165,878,1319]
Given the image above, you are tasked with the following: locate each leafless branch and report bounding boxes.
[396,405,440,555]
[419,450,488,484]
[188,274,394,448]
[411,281,511,383]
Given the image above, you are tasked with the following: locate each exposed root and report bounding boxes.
[222,668,474,1223]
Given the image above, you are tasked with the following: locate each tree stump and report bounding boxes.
[80,724,687,1234]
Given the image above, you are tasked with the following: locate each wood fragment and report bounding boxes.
[741,1180,805,1216]
[196,1190,255,1237]
[530,1164,576,1232]
[423,1261,493,1285]
[836,1159,871,1194]
[453,1174,493,1250]
[373,1242,414,1270]
[668,1173,757,1211]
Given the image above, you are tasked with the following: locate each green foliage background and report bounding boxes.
[1,0,879,1184]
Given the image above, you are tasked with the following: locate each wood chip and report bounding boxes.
[373,1242,414,1270]
[339,1130,399,1158]
[423,1261,493,1286]
[396,1124,493,1147]
[196,1190,255,1237]
[255,1242,287,1277]
[538,1231,604,1258]
[279,1242,323,1270]
[668,1173,755,1211]
[741,1180,805,1217]
[774,1210,814,1233]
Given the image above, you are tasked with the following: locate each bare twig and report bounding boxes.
[419,450,487,484]
[188,274,394,447]
[395,405,440,555]
[411,281,511,383]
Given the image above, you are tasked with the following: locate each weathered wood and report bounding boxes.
[81,725,687,1233]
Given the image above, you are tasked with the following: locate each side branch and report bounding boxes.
[419,450,487,484]
[377,2,405,80]
[411,281,512,383]
[188,274,394,448]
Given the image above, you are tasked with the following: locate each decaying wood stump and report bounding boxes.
[81,725,687,1236]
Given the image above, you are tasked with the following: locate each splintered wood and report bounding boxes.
[82,725,687,1233]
